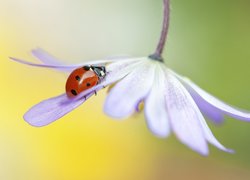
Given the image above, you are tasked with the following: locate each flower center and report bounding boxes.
[148,54,164,62]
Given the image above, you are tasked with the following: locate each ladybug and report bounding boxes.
[66,65,106,98]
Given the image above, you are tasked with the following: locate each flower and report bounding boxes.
[11,48,250,155]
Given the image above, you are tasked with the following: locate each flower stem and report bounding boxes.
[149,0,170,61]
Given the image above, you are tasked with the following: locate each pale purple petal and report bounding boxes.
[179,76,250,122]
[189,87,225,124]
[144,64,170,137]
[24,93,94,127]
[32,48,132,65]
[32,48,137,64]
[104,61,156,119]
[11,51,144,72]
[10,57,83,72]
[165,73,209,155]
[32,48,64,66]
[32,48,143,70]
[100,58,145,86]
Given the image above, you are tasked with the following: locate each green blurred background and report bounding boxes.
[1,0,250,179]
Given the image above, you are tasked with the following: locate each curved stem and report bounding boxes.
[149,0,170,61]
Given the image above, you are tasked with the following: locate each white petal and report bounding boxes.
[144,64,170,137]
[166,71,232,154]
[179,76,250,121]
[165,72,209,155]
[104,60,156,119]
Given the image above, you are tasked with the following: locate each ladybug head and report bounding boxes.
[90,65,106,79]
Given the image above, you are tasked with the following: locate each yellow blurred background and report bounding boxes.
[1,0,250,179]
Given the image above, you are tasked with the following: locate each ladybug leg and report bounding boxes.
[94,91,97,96]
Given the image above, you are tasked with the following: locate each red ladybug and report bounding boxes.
[66,65,106,98]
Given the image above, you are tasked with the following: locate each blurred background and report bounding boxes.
[1,0,250,179]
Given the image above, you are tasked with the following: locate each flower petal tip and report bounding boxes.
[179,75,250,122]
[188,145,209,156]
[23,112,51,127]
[225,148,235,154]
[151,131,170,139]
[103,106,130,120]
[191,145,210,156]
[200,151,209,157]
[9,57,19,62]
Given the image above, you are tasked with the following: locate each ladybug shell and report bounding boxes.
[66,67,99,98]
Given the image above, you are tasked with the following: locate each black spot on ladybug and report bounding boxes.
[83,66,90,71]
[86,83,91,87]
[71,89,78,96]
[75,76,80,81]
